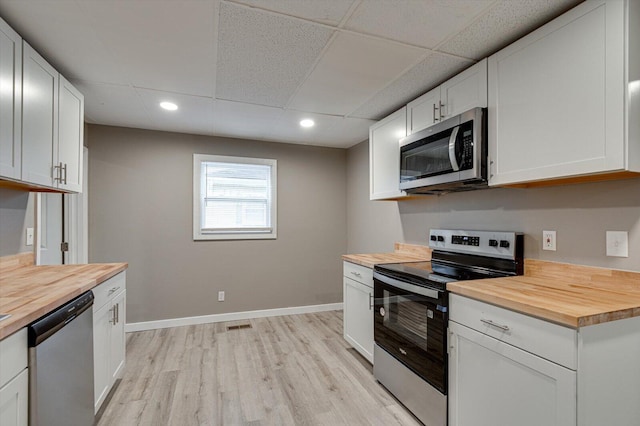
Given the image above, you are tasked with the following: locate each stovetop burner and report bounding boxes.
[375,229,524,289]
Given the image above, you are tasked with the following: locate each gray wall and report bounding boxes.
[347,140,640,271]
[0,188,34,256]
[88,125,347,323]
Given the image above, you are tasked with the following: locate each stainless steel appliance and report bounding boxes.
[28,291,94,426]
[373,229,523,426]
[399,108,487,194]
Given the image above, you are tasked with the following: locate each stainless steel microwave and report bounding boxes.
[399,107,487,194]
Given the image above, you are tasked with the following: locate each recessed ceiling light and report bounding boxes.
[300,119,315,128]
[160,101,178,111]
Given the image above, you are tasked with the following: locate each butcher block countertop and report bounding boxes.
[448,259,640,328]
[342,243,432,268]
[0,252,127,340]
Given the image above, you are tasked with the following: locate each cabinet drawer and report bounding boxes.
[450,294,577,369]
[343,261,373,287]
[93,271,126,310]
[0,328,27,386]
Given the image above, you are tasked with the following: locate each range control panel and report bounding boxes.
[428,229,523,260]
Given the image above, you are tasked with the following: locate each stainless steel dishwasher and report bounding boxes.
[28,290,95,426]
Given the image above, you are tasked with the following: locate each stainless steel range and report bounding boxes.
[373,229,524,426]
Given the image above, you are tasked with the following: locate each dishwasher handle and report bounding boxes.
[28,291,94,347]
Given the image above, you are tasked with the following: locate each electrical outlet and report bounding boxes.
[606,231,628,257]
[218,291,225,302]
[543,230,556,251]
[26,228,34,246]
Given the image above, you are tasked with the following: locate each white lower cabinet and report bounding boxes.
[449,293,640,426]
[93,272,126,413]
[448,321,576,426]
[343,261,374,363]
[0,328,28,426]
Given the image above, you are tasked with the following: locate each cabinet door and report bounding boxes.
[343,277,373,363]
[93,302,112,412]
[0,18,21,180]
[110,290,126,382]
[57,76,84,192]
[0,369,28,426]
[369,107,407,200]
[22,42,59,187]
[448,321,576,426]
[441,59,487,119]
[407,86,440,134]
[488,0,625,186]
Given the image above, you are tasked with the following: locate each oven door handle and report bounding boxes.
[373,272,441,299]
[448,125,460,171]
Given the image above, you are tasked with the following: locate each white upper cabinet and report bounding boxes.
[21,42,59,188]
[58,76,84,192]
[19,41,84,192]
[407,59,487,135]
[488,0,639,186]
[369,107,407,200]
[0,18,22,180]
[406,86,440,135]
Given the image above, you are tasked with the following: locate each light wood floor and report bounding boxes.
[96,310,421,426]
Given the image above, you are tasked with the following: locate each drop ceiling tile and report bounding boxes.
[344,0,494,49]
[135,88,215,136]
[0,0,127,83]
[288,31,425,116]
[76,0,216,97]
[350,53,471,120]
[216,2,334,107]
[277,110,374,147]
[71,80,151,128]
[438,0,583,60]
[211,99,285,139]
[228,0,357,26]
[211,100,373,147]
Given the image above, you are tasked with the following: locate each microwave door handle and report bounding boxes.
[448,126,460,171]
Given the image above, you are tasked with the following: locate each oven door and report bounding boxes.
[373,273,448,394]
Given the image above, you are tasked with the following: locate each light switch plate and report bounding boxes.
[26,228,34,246]
[606,231,628,257]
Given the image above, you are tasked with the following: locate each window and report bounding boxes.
[193,154,277,240]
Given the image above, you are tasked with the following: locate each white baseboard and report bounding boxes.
[125,302,343,333]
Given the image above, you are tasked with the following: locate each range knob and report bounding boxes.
[499,240,510,248]
[488,239,498,247]
[437,236,445,242]
[430,235,437,242]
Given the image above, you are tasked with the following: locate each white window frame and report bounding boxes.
[193,154,277,240]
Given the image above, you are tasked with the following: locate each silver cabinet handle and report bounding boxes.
[62,163,68,185]
[439,101,445,120]
[108,286,120,296]
[433,103,439,122]
[109,307,115,324]
[481,318,510,332]
[115,303,119,324]
[53,162,63,182]
[350,271,362,278]
[369,293,373,310]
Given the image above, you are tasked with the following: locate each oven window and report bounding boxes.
[374,280,448,393]
[400,130,454,181]
[384,293,428,350]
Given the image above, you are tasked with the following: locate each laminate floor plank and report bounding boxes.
[97,311,421,426]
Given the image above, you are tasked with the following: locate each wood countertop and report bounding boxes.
[448,259,640,328]
[342,243,431,268]
[0,253,127,340]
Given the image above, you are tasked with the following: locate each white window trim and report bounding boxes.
[193,154,277,241]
